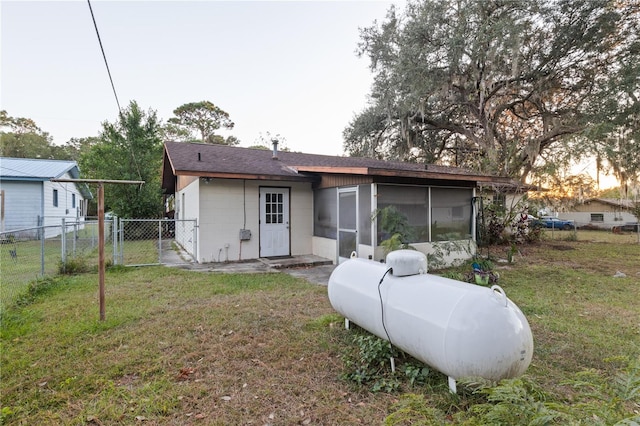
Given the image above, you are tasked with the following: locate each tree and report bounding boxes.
[0,110,57,159]
[346,0,640,183]
[80,101,164,218]
[0,111,99,161]
[167,101,235,144]
[58,137,99,162]
[0,110,41,134]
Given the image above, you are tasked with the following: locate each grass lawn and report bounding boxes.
[1,237,639,424]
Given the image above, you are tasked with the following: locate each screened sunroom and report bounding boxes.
[312,183,476,265]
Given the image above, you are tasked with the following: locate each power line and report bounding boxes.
[85,1,143,181]
[87,0,122,115]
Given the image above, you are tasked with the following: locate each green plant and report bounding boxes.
[1,406,14,422]
[384,394,449,425]
[459,377,568,425]
[507,244,518,263]
[440,271,464,281]
[342,333,400,391]
[380,233,415,255]
[58,255,91,275]
[562,356,640,424]
[402,364,431,386]
[373,206,416,254]
[427,240,473,270]
[12,277,60,308]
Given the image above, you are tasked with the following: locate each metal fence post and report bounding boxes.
[119,218,124,265]
[158,219,162,264]
[112,217,118,265]
[61,218,66,265]
[73,221,78,257]
[193,219,198,262]
[40,223,46,276]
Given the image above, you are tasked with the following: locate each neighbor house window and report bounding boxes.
[493,193,506,208]
[72,194,76,208]
[53,189,58,207]
[591,213,604,222]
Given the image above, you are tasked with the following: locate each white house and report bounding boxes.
[0,157,92,238]
[559,198,637,229]
[161,142,517,266]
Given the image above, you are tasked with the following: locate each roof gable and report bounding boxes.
[0,157,80,180]
[585,198,634,209]
[1,157,92,199]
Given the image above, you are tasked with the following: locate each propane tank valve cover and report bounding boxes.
[386,250,428,276]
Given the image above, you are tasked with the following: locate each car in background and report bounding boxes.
[532,216,575,230]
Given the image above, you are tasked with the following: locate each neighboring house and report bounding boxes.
[161,141,517,266]
[560,198,637,229]
[0,157,92,238]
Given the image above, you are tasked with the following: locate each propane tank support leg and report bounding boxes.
[344,318,350,330]
[448,376,457,394]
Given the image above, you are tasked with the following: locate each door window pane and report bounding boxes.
[264,192,285,225]
[339,191,357,230]
[338,231,357,258]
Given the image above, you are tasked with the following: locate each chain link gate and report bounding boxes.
[119,219,197,266]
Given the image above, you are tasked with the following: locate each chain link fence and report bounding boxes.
[1,218,195,313]
[0,219,116,313]
[118,219,197,266]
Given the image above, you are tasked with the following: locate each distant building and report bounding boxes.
[561,198,636,229]
[0,157,92,237]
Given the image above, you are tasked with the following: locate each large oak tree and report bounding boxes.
[345,0,640,184]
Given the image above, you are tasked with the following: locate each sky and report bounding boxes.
[1,0,398,156]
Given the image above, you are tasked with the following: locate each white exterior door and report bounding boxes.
[259,187,290,257]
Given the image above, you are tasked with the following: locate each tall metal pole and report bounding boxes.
[98,183,105,321]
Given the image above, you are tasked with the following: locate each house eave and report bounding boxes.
[294,165,505,184]
[174,170,317,183]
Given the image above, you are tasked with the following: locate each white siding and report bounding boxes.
[41,174,87,238]
[175,177,200,253]
[0,180,42,231]
[196,179,313,263]
[559,212,637,229]
[312,236,338,263]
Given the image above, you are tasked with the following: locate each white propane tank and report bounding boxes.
[328,250,533,392]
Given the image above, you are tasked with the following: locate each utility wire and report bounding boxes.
[86,0,143,182]
[87,0,122,115]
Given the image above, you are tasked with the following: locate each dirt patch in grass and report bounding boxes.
[548,244,574,251]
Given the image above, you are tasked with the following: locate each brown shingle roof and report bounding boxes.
[162,141,511,191]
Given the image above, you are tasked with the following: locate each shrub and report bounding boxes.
[58,256,91,275]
